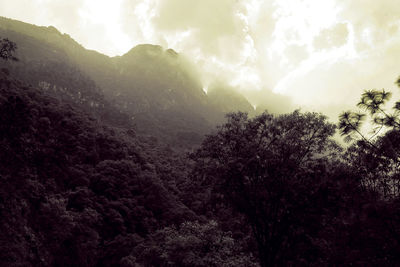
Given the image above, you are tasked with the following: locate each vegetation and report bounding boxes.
[191,111,339,266]
[0,71,197,266]
[339,83,400,199]
[339,88,400,143]
[1,24,400,266]
[132,220,258,267]
[0,37,18,61]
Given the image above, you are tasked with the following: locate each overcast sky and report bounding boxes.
[1,0,400,119]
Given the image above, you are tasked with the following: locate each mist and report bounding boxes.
[2,1,400,266]
[2,0,400,120]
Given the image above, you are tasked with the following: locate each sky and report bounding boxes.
[1,0,400,119]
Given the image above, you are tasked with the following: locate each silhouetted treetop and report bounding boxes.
[191,110,340,266]
[339,84,400,144]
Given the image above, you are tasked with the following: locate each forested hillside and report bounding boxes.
[1,17,400,267]
[0,16,258,148]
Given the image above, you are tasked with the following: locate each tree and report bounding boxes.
[337,78,400,263]
[191,110,339,266]
[338,79,400,198]
[339,88,400,144]
[133,220,258,267]
[0,37,18,61]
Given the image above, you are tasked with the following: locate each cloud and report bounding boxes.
[0,0,132,55]
[314,23,349,50]
[264,0,400,119]
[154,0,240,37]
[1,0,400,120]
[119,0,270,108]
[120,0,259,81]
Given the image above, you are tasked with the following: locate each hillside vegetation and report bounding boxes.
[1,17,400,266]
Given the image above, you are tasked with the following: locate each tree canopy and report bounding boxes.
[191,110,340,266]
[339,78,400,199]
[0,37,18,61]
[2,21,400,266]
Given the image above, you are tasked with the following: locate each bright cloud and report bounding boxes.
[1,0,400,119]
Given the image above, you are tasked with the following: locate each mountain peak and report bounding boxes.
[124,44,163,57]
[46,25,61,34]
[122,44,180,60]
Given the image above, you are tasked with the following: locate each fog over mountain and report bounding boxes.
[2,0,400,120]
[2,3,400,267]
[0,16,263,148]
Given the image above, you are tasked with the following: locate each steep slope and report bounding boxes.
[0,71,197,266]
[0,16,236,147]
[108,44,221,146]
[207,84,255,115]
[111,45,206,111]
[0,16,114,87]
[0,23,131,128]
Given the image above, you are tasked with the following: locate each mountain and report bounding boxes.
[105,44,220,147]
[5,16,400,267]
[0,16,254,148]
[0,71,200,266]
[207,83,255,115]
[0,19,260,264]
[0,18,131,128]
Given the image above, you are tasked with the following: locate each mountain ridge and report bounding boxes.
[0,16,257,148]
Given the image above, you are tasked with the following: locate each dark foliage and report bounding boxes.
[191,111,400,266]
[1,18,400,267]
[0,18,229,149]
[0,37,18,61]
[0,73,198,266]
[132,220,258,267]
[191,111,340,265]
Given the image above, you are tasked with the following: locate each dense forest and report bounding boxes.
[1,17,400,266]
